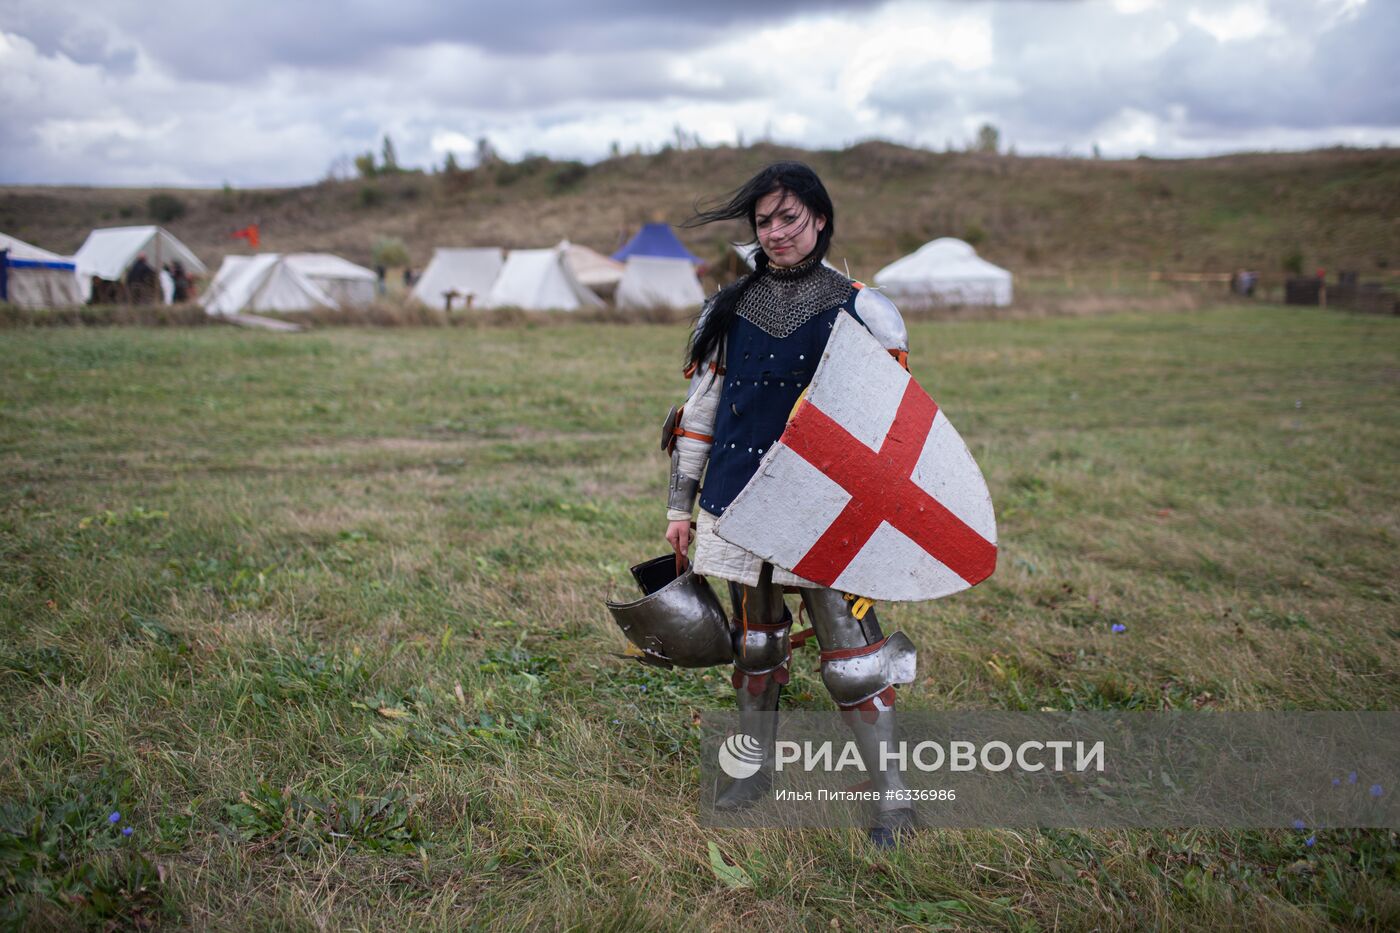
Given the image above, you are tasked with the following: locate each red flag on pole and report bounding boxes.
[231,224,260,249]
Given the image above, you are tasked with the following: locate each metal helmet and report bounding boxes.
[607,555,734,669]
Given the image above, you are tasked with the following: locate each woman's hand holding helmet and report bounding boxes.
[665,519,692,559]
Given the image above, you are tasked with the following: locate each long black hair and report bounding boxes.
[683,161,835,368]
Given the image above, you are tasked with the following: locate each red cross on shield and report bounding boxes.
[714,312,997,601]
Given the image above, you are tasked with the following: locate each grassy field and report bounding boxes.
[1,305,1397,930]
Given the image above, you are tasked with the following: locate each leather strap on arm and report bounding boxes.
[682,360,727,378]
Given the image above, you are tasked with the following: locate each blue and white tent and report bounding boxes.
[0,232,82,309]
[611,223,702,265]
[615,256,704,311]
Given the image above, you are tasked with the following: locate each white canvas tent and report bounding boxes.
[201,253,375,314]
[74,225,206,303]
[412,247,504,311]
[559,240,624,299]
[872,237,1012,308]
[615,256,705,311]
[0,232,82,308]
[483,246,604,311]
[281,253,376,307]
[201,254,338,315]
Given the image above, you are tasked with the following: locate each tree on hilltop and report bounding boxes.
[975,123,1001,155]
[381,134,399,173]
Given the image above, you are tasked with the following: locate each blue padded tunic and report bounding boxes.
[699,281,862,515]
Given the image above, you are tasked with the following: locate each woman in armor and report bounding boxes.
[665,162,918,846]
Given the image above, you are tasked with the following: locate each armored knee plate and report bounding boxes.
[820,631,917,709]
[731,609,793,697]
[733,609,792,673]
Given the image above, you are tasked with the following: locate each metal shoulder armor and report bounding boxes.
[853,285,908,353]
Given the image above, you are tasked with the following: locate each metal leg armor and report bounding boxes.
[714,565,790,811]
[800,588,919,846]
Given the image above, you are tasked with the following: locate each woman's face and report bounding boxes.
[755,188,825,268]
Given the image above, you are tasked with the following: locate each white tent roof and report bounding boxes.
[201,253,340,315]
[74,226,206,283]
[559,240,624,291]
[872,237,1012,307]
[616,256,705,311]
[1,232,71,263]
[285,253,376,308]
[281,252,375,282]
[483,247,604,311]
[412,247,504,310]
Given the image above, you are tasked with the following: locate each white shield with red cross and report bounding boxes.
[713,311,997,601]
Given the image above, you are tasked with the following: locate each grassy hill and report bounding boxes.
[2,142,1398,284]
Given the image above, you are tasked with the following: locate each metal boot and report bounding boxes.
[714,565,790,811]
[802,588,918,846]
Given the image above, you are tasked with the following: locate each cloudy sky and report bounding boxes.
[0,0,1395,186]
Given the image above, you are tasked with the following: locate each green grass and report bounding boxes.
[1,305,1397,930]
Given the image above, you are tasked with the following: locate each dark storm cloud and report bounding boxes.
[862,0,1398,150]
[2,0,1396,186]
[4,0,886,81]
[387,46,751,113]
[1104,1,1400,131]
[1,4,139,75]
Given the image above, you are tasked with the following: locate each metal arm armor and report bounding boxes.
[668,449,700,515]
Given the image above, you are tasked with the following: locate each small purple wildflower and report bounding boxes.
[1348,771,1357,784]
[1370,784,1383,797]
[122,826,133,837]
[1332,777,1341,787]
[1305,835,1315,847]
[1111,623,1126,634]
[1292,819,1306,831]
[108,811,121,824]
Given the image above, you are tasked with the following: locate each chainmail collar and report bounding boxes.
[736,255,854,338]
[766,252,823,280]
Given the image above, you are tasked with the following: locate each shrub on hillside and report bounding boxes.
[372,236,410,268]
[439,167,476,195]
[494,156,549,187]
[147,193,187,223]
[550,161,589,194]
